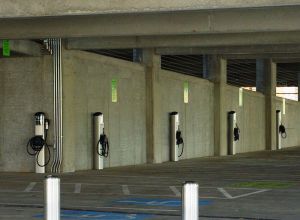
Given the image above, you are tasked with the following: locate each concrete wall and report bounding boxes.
[2,53,300,173]
[154,70,215,163]
[225,85,266,153]
[0,56,53,172]
[276,97,300,148]
[62,50,146,172]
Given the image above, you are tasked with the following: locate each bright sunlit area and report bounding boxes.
[243,87,298,101]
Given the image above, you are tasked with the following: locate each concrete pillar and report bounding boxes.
[133,48,143,63]
[256,59,265,93]
[202,55,210,79]
[264,59,277,150]
[142,49,161,163]
[208,55,228,156]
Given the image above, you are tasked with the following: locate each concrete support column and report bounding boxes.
[202,55,210,79]
[142,49,161,163]
[133,49,143,63]
[209,56,228,156]
[256,59,266,93]
[264,59,277,150]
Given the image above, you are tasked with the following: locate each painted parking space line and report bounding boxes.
[115,198,213,207]
[169,186,181,197]
[217,188,233,199]
[232,189,270,199]
[218,188,270,199]
[24,182,37,192]
[0,185,270,200]
[122,185,130,195]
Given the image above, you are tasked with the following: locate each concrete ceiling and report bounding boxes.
[1,5,300,39]
[1,0,300,18]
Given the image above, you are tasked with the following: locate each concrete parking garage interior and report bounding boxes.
[1,1,300,219]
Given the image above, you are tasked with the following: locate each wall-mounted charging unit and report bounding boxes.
[170,112,184,162]
[228,111,240,155]
[276,110,287,150]
[93,112,109,170]
[276,110,282,150]
[26,112,50,173]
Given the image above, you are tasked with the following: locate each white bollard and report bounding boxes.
[182,181,199,220]
[44,175,60,220]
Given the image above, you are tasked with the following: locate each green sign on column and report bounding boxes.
[111,79,118,103]
[2,40,10,57]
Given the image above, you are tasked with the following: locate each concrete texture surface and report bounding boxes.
[1,0,300,18]
[276,97,300,148]
[1,147,300,219]
[156,70,214,163]
[0,56,53,172]
[62,51,146,172]
[226,86,266,153]
[2,6,300,39]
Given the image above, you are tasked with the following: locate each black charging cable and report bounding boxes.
[279,124,287,139]
[97,131,109,157]
[234,124,240,141]
[176,130,184,157]
[26,120,51,167]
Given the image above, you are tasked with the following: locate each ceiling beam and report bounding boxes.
[1,6,300,39]
[1,0,300,18]
[0,40,42,56]
[156,45,300,56]
[67,32,300,50]
[224,54,300,63]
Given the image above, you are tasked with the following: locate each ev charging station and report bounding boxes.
[35,112,46,173]
[276,110,282,150]
[26,112,50,174]
[228,111,240,155]
[276,110,287,150]
[93,112,109,170]
[170,112,184,162]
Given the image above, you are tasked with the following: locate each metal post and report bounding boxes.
[276,110,282,150]
[44,175,60,220]
[93,112,104,170]
[170,112,179,162]
[182,181,199,220]
[35,112,45,173]
[228,111,237,155]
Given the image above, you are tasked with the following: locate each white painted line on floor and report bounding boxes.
[24,182,37,192]
[231,189,270,199]
[217,188,233,199]
[169,186,181,197]
[74,183,81,194]
[122,185,130,195]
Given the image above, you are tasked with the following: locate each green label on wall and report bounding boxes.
[111,79,118,103]
[2,40,10,57]
[283,98,286,115]
[239,87,243,107]
[184,82,189,104]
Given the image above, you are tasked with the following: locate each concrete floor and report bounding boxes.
[1,148,300,219]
